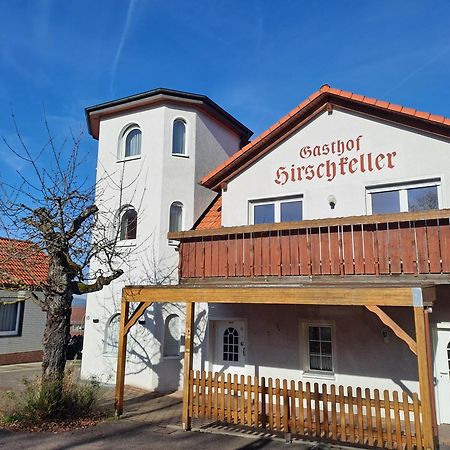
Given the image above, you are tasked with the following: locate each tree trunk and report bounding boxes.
[41,293,72,385]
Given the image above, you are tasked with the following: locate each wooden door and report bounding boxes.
[435,326,450,424]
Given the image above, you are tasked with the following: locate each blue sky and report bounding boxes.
[1,0,450,183]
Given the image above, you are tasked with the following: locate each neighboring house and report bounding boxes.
[82,85,450,449]
[0,237,48,365]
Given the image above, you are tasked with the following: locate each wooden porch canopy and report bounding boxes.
[115,284,438,449]
[121,284,436,306]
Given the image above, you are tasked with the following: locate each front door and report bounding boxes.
[211,320,246,374]
[435,326,450,424]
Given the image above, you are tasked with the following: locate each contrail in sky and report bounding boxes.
[384,43,450,96]
[110,0,137,97]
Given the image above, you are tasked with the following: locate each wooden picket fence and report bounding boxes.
[188,370,424,450]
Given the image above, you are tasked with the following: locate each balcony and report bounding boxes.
[168,209,450,283]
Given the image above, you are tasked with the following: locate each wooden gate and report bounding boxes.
[189,370,424,449]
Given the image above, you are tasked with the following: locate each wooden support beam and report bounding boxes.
[124,301,152,335]
[115,300,129,417]
[114,301,153,417]
[182,302,195,431]
[366,305,417,354]
[414,307,437,450]
[123,286,423,307]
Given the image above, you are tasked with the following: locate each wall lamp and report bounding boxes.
[328,195,337,210]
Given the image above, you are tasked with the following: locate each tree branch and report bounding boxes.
[67,204,98,239]
[72,269,124,295]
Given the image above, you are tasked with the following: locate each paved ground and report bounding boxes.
[0,362,330,449]
[0,362,449,449]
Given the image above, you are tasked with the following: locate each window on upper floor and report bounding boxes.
[120,125,142,160]
[0,301,23,337]
[119,207,138,240]
[172,119,186,156]
[250,196,303,225]
[367,179,441,215]
[169,202,184,233]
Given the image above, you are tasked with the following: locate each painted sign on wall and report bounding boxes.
[274,135,397,185]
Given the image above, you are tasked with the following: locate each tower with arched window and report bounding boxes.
[81,88,252,392]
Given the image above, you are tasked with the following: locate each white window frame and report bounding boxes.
[117,124,142,162]
[300,320,336,379]
[103,313,120,357]
[163,314,182,359]
[0,300,23,337]
[171,118,188,158]
[366,179,442,215]
[115,205,138,246]
[249,195,303,225]
[168,201,184,246]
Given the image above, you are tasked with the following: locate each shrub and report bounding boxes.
[1,371,102,426]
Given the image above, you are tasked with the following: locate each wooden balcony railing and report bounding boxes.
[169,209,450,280]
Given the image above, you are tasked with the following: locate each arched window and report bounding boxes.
[447,342,450,374]
[172,119,186,155]
[104,314,120,355]
[223,327,239,362]
[124,126,141,158]
[163,314,181,357]
[169,202,183,233]
[120,207,137,240]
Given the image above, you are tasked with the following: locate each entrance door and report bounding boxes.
[435,326,450,424]
[211,320,246,374]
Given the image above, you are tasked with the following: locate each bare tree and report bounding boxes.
[0,115,132,389]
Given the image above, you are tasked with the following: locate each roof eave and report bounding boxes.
[85,88,253,141]
[201,89,450,191]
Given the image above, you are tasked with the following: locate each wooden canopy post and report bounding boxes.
[114,299,153,417]
[182,301,195,431]
[115,300,129,417]
[414,305,437,450]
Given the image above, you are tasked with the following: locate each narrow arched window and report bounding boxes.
[447,342,450,374]
[169,202,183,232]
[163,314,181,357]
[124,127,141,158]
[172,119,186,155]
[223,327,239,362]
[120,208,137,240]
[104,314,120,355]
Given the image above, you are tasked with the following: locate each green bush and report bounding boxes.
[1,371,102,426]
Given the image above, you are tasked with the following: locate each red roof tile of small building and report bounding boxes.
[0,237,48,288]
[201,85,450,190]
[194,195,222,230]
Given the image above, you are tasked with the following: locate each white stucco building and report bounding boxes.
[82,85,450,448]
[81,89,252,391]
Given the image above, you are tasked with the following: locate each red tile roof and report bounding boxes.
[0,237,48,288]
[201,84,450,190]
[71,306,86,326]
[193,195,222,230]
